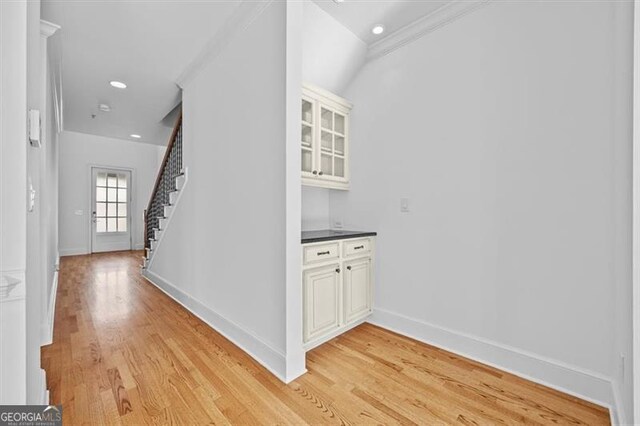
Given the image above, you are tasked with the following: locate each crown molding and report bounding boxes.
[176,0,273,89]
[40,19,60,38]
[366,0,490,62]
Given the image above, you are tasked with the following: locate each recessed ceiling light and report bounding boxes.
[110,81,127,89]
[98,103,111,112]
[130,134,141,139]
[372,25,385,35]
[333,0,344,3]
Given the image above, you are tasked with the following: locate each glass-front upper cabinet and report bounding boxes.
[301,83,352,190]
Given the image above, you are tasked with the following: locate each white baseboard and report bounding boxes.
[41,270,58,346]
[59,247,87,257]
[141,268,288,382]
[611,380,628,425]
[369,308,618,420]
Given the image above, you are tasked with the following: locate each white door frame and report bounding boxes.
[88,165,134,253]
[633,1,640,422]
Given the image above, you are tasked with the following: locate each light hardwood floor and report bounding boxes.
[42,251,610,425]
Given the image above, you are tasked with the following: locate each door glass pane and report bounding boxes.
[334,157,345,178]
[302,149,312,173]
[96,172,107,187]
[302,99,313,124]
[117,203,127,217]
[117,174,127,188]
[334,113,345,134]
[107,188,117,202]
[96,202,106,217]
[96,187,106,202]
[107,203,117,217]
[321,153,333,176]
[107,218,117,232]
[321,108,332,130]
[117,218,127,232]
[117,188,127,203]
[107,174,117,187]
[96,218,106,233]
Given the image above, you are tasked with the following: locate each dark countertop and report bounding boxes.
[301,229,377,244]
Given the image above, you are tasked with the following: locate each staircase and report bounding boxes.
[142,112,185,269]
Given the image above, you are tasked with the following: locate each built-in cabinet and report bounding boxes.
[301,83,352,190]
[302,236,374,350]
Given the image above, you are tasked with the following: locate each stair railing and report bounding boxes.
[144,111,183,250]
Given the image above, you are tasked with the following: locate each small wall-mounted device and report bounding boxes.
[28,109,41,147]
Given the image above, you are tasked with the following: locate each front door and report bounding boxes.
[91,168,132,253]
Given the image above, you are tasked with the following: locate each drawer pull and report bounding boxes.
[354,245,364,250]
[317,251,330,256]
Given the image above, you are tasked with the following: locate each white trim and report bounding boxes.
[146,168,188,268]
[176,0,273,88]
[41,269,58,346]
[39,20,59,38]
[633,2,640,424]
[59,247,87,257]
[141,268,288,382]
[367,0,489,62]
[39,369,48,405]
[369,308,616,414]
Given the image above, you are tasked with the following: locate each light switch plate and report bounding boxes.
[29,109,41,147]
[400,198,410,213]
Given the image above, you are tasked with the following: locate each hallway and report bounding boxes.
[42,252,610,425]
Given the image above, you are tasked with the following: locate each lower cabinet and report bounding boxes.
[303,264,341,343]
[344,258,371,324]
[302,237,374,350]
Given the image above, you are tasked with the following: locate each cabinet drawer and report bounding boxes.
[343,238,371,257]
[303,242,340,265]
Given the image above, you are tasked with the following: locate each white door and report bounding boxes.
[303,264,341,343]
[91,168,132,253]
[344,258,371,324]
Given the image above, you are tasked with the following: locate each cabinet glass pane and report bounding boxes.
[335,135,344,155]
[334,157,345,178]
[96,202,106,217]
[302,99,313,124]
[96,218,106,233]
[96,187,106,202]
[335,113,345,135]
[321,153,333,176]
[321,130,332,152]
[321,108,333,130]
[302,149,312,173]
[302,124,312,147]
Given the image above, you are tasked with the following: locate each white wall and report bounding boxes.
[147,1,293,380]
[332,1,632,418]
[59,131,164,255]
[0,0,28,405]
[300,0,366,231]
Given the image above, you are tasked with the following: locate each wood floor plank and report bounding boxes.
[41,251,610,425]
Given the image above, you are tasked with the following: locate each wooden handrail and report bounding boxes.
[146,111,182,216]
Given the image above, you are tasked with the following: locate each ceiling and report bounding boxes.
[42,1,238,146]
[311,0,451,45]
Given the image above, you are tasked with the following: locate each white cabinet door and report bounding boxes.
[304,264,341,343]
[344,258,372,324]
